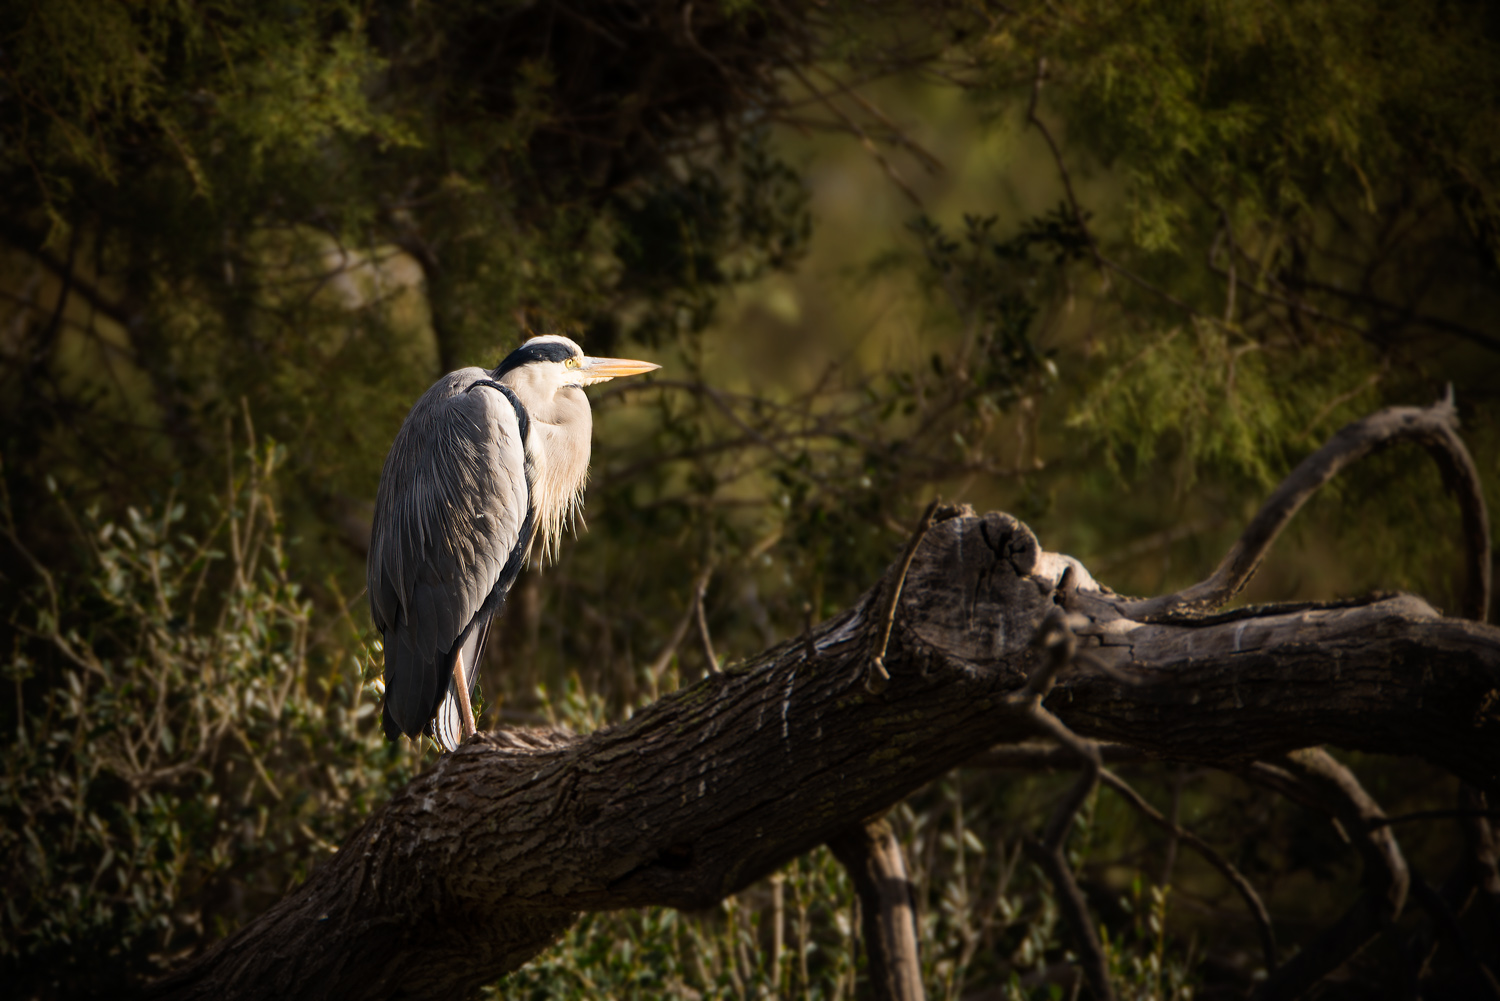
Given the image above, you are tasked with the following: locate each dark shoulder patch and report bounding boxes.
[493,340,576,378]
[497,385,530,444]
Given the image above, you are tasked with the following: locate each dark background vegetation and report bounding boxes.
[2,1,1497,998]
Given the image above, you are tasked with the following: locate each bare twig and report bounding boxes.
[781,61,924,207]
[1408,873,1500,999]
[1099,768,1277,970]
[1294,367,1386,443]
[0,218,136,327]
[867,499,941,693]
[1024,58,1205,318]
[1024,58,1097,272]
[1243,749,1408,1000]
[1020,606,1076,700]
[812,65,944,174]
[1191,180,1500,354]
[1023,766,1114,1001]
[1285,274,1500,353]
[1365,808,1500,830]
[1121,393,1492,621]
[694,569,719,673]
[1089,516,1227,573]
[1030,707,1100,846]
[648,564,716,696]
[1461,787,1500,907]
[1012,609,1115,1001]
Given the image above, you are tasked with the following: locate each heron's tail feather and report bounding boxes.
[382,628,440,741]
[382,699,405,742]
[431,689,463,752]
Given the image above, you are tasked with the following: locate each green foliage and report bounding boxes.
[0,0,821,611]
[1105,883,1195,1001]
[917,0,1500,533]
[966,0,1500,261]
[0,439,408,995]
[607,132,815,345]
[491,853,858,1000]
[1066,320,1382,488]
[0,0,405,218]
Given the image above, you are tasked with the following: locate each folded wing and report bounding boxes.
[367,371,530,744]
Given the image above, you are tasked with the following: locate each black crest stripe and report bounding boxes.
[493,340,575,378]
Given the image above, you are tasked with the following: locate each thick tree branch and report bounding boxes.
[144,396,1500,1000]
[1053,594,1500,794]
[142,509,1500,999]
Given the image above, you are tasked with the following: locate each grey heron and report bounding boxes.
[367,334,660,750]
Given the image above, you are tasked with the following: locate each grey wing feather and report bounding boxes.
[368,370,529,740]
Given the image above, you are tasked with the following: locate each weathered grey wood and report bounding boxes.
[1057,591,1500,792]
[142,510,1500,1001]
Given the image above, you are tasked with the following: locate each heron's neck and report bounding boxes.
[524,389,591,564]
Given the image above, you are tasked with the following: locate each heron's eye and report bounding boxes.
[564,357,581,369]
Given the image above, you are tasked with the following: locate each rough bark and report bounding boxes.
[140,503,1500,1001]
[1056,590,1500,791]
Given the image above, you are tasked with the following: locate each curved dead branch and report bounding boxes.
[1241,750,1408,1000]
[1120,393,1492,621]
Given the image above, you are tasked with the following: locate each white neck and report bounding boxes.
[500,369,593,564]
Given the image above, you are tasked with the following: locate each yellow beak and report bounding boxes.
[582,356,661,380]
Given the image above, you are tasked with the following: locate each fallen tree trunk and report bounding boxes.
[142,508,1500,1000]
[144,399,1500,1000]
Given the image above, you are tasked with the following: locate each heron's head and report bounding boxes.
[490,334,659,564]
[492,334,659,399]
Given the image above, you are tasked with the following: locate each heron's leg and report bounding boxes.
[451,649,477,741]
